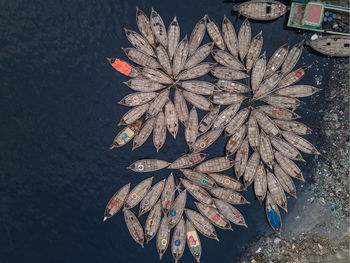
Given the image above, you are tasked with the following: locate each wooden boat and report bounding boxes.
[156,214,170,259]
[210,92,246,105]
[243,151,260,187]
[104,183,131,221]
[124,176,154,209]
[248,113,260,151]
[184,42,214,69]
[282,131,320,154]
[154,42,173,76]
[198,106,220,134]
[287,1,350,36]
[256,105,301,120]
[225,124,247,157]
[145,200,162,243]
[180,169,217,189]
[270,136,305,161]
[180,178,214,206]
[251,52,266,94]
[188,15,207,57]
[222,15,239,58]
[195,202,232,230]
[122,48,161,69]
[183,90,214,111]
[273,163,297,198]
[262,95,302,109]
[234,138,249,180]
[136,6,155,47]
[238,19,251,61]
[274,85,321,97]
[253,71,282,100]
[265,191,282,235]
[168,153,208,169]
[267,171,288,212]
[139,179,166,216]
[214,198,248,228]
[264,43,289,79]
[168,17,180,61]
[210,187,250,204]
[141,67,173,84]
[253,109,281,137]
[132,118,155,150]
[178,63,216,81]
[185,107,199,149]
[147,88,170,118]
[161,173,176,213]
[118,92,157,107]
[206,16,226,50]
[259,131,274,169]
[233,0,287,21]
[124,78,166,92]
[254,162,267,200]
[110,120,143,149]
[127,159,170,172]
[278,66,311,89]
[168,190,187,228]
[194,157,235,173]
[124,209,145,248]
[215,79,250,93]
[124,28,155,57]
[211,50,245,70]
[153,111,166,152]
[191,128,223,152]
[208,173,245,191]
[169,153,208,169]
[274,151,306,182]
[213,104,241,130]
[171,218,186,263]
[273,119,312,135]
[174,89,189,126]
[164,100,179,139]
[185,208,219,241]
[150,8,168,49]
[118,103,150,126]
[178,81,219,95]
[186,220,202,263]
[307,35,350,56]
[107,58,143,78]
[281,41,304,76]
[211,66,249,80]
[246,31,263,72]
[225,108,250,136]
[173,36,189,78]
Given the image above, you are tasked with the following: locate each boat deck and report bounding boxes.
[289,5,306,26]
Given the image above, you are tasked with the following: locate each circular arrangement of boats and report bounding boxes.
[105,6,322,262]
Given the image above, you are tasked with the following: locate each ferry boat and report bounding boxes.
[287,0,350,36]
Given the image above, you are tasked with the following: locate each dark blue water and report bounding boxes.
[0,0,334,262]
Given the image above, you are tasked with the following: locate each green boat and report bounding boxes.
[287,1,350,36]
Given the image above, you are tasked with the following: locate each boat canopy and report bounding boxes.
[303,2,325,27]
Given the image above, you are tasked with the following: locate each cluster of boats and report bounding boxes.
[104,170,248,262]
[105,5,323,262]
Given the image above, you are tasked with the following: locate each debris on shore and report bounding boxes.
[310,60,350,220]
[242,233,349,263]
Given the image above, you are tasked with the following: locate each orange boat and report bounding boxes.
[110,120,142,149]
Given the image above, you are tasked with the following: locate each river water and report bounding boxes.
[0,0,334,262]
